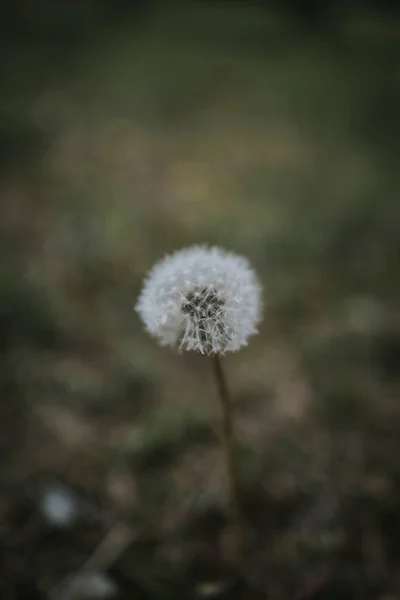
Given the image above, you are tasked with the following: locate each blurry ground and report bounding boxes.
[1,1,400,598]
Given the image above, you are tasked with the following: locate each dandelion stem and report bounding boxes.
[212,353,243,563]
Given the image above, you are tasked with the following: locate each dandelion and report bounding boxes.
[136,245,263,563]
[135,245,262,355]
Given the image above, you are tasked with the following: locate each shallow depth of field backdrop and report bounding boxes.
[1,1,399,598]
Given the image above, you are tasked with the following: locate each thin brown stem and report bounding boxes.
[212,353,243,563]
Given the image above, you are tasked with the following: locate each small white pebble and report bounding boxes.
[40,483,79,528]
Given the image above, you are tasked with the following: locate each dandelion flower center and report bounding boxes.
[182,287,225,319]
[181,287,227,354]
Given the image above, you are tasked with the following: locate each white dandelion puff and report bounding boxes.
[135,245,262,355]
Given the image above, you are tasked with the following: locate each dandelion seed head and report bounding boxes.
[135,245,262,355]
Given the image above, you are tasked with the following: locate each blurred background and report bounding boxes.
[1,1,399,598]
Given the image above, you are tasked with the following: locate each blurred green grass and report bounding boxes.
[2,0,399,467]
[1,3,400,593]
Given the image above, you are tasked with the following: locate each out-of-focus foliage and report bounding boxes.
[1,1,399,598]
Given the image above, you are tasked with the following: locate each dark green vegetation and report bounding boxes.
[1,1,399,598]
